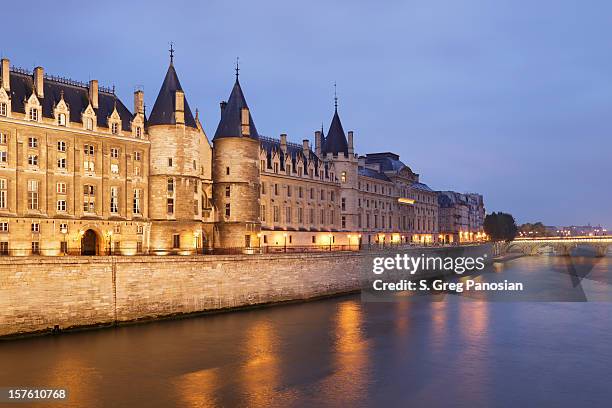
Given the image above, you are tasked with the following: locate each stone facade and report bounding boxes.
[0,54,484,255]
[437,191,486,243]
[0,244,493,337]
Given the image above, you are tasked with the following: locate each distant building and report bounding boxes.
[437,191,485,243]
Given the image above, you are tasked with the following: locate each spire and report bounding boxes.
[148,60,197,128]
[235,57,240,81]
[213,67,259,140]
[169,42,175,65]
[334,82,338,111]
[322,86,348,156]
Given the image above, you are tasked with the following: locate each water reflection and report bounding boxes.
[1,256,612,407]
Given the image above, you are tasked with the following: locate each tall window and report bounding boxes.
[285,207,291,223]
[110,148,119,158]
[341,197,346,211]
[225,186,230,197]
[167,198,174,215]
[225,203,230,217]
[273,206,279,223]
[133,189,142,214]
[28,137,38,148]
[261,205,266,222]
[167,178,174,194]
[341,171,347,183]
[136,127,142,138]
[111,164,119,174]
[57,141,66,152]
[29,108,38,121]
[0,102,7,116]
[57,158,66,169]
[28,155,38,166]
[0,179,6,209]
[58,113,66,126]
[27,180,39,210]
[86,117,94,130]
[0,151,7,163]
[83,144,95,172]
[0,133,6,144]
[298,207,303,223]
[110,187,118,213]
[83,184,95,212]
[57,182,66,194]
[172,234,180,249]
[57,200,67,212]
[111,123,119,134]
[134,151,141,161]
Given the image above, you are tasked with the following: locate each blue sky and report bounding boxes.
[5,0,612,227]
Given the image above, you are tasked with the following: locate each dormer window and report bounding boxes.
[0,103,6,116]
[136,127,142,138]
[111,123,119,134]
[58,113,66,126]
[86,118,94,130]
[29,108,38,121]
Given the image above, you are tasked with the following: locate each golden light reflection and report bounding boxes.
[319,301,370,404]
[39,354,96,407]
[174,367,220,408]
[241,320,282,407]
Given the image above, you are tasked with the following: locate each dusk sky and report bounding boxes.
[5,0,612,227]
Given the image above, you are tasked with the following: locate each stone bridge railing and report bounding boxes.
[505,236,612,257]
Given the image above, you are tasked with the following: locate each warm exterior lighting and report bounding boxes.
[398,198,415,205]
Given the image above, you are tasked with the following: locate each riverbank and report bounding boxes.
[493,252,526,263]
[0,244,492,339]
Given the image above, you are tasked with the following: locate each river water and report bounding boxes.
[1,255,612,407]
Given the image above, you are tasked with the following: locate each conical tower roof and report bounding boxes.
[148,63,197,128]
[213,77,259,140]
[323,108,348,155]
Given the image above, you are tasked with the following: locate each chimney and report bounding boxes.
[88,80,99,109]
[314,130,322,156]
[348,131,354,155]
[33,66,44,98]
[174,90,184,124]
[241,107,250,137]
[302,139,310,155]
[133,90,144,115]
[1,58,9,92]
[220,101,227,111]
[280,134,287,153]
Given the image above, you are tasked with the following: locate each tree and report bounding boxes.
[484,212,518,242]
[519,221,547,237]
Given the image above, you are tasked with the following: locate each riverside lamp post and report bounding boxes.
[106,231,113,255]
[194,231,200,254]
[283,233,287,253]
[328,234,333,251]
[60,227,67,255]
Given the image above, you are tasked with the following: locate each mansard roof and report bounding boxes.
[365,152,408,172]
[148,63,197,128]
[259,135,322,174]
[8,69,133,131]
[412,182,434,192]
[213,79,259,140]
[322,108,348,156]
[358,166,391,182]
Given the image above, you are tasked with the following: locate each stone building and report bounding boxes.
[0,53,484,255]
[437,191,485,243]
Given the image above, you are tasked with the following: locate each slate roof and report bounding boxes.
[8,69,133,131]
[259,136,323,177]
[411,182,434,192]
[322,108,348,156]
[365,152,409,172]
[213,78,259,140]
[148,63,197,128]
[358,166,391,182]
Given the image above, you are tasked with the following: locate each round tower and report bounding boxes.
[147,57,205,253]
[212,74,261,250]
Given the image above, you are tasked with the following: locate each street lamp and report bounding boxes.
[106,230,113,255]
[328,234,333,251]
[194,231,200,254]
[60,227,67,255]
[283,233,288,253]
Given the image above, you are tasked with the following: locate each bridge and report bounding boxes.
[506,236,612,257]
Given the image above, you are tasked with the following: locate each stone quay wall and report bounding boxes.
[0,244,492,338]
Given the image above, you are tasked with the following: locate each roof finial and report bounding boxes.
[334,82,338,111]
[235,57,240,80]
[169,42,175,65]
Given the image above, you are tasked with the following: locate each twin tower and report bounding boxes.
[146,58,261,251]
